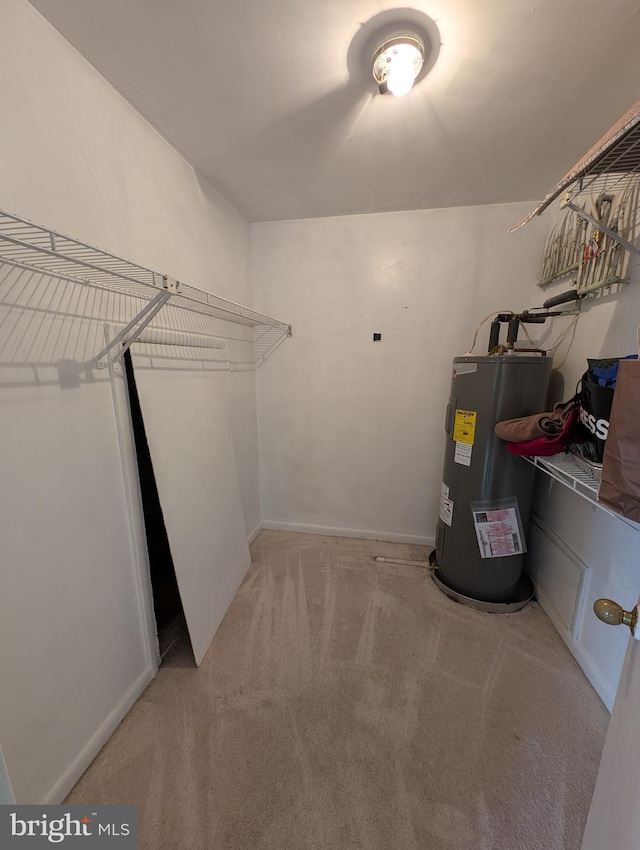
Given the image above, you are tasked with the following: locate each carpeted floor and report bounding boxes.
[66,531,609,849]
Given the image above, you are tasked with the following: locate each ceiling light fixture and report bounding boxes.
[372,35,425,97]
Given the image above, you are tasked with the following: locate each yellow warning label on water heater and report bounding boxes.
[453,409,477,445]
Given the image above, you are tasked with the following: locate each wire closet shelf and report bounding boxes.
[0,209,292,374]
[511,99,640,256]
[523,453,639,530]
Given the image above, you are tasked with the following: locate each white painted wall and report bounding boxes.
[0,0,258,803]
[252,203,547,542]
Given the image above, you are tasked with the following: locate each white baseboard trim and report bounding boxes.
[570,640,616,714]
[261,520,434,547]
[247,522,263,546]
[533,583,615,713]
[42,666,155,804]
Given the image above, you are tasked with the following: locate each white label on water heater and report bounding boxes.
[454,441,472,466]
[453,363,478,378]
[439,494,454,526]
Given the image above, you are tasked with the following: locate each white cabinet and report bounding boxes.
[526,470,638,711]
[527,517,585,632]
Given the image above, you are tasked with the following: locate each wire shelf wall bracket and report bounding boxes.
[560,195,640,256]
[88,290,172,370]
[0,209,293,383]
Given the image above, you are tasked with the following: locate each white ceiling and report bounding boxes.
[28,0,640,222]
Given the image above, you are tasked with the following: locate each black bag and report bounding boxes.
[578,379,613,461]
[578,354,640,462]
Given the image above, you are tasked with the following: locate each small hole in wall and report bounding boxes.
[373,333,382,341]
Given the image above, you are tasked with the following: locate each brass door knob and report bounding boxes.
[594,598,638,636]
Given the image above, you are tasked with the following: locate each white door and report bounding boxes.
[129,349,251,666]
[581,593,640,849]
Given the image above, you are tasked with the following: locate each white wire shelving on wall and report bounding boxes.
[524,453,600,503]
[512,100,640,297]
[0,209,292,385]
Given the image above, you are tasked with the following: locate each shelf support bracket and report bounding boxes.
[561,197,640,256]
[86,290,172,370]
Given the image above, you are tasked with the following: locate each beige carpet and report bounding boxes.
[67,531,609,849]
